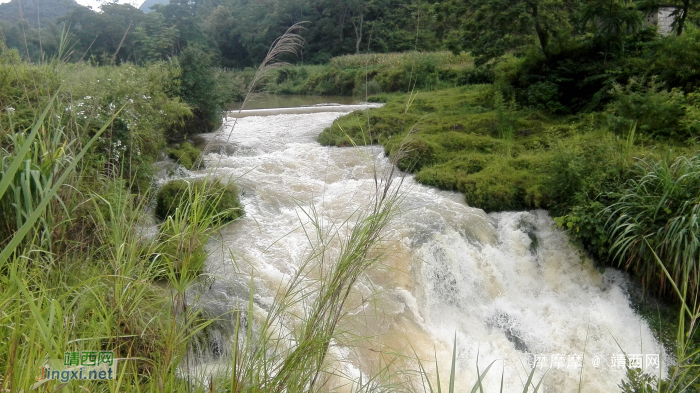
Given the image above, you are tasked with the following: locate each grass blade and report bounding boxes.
[449,332,457,393]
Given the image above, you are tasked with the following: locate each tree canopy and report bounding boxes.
[0,0,698,67]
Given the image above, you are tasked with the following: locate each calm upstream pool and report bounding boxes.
[184,102,666,392]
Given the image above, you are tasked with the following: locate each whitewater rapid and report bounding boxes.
[188,105,666,392]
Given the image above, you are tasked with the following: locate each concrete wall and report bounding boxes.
[657,7,677,35]
[644,7,679,35]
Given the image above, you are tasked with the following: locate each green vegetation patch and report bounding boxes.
[155,178,243,222]
[168,142,203,170]
[264,52,481,97]
[319,87,561,211]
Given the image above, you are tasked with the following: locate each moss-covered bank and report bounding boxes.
[320,87,691,211]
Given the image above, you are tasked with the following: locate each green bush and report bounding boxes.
[607,77,688,139]
[168,142,203,170]
[65,62,191,191]
[655,25,700,92]
[155,178,243,222]
[173,46,226,138]
[493,54,523,89]
[503,40,654,113]
[549,139,699,295]
[553,200,610,260]
[392,138,439,172]
[525,81,566,113]
[545,131,630,210]
[355,80,382,97]
[0,57,192,193]
[683,91,700,137]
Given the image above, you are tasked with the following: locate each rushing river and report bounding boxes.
[186,102,666,392]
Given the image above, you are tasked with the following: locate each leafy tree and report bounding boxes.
[442,0,577,63]
[152,0,206,53]
[174,45,224,137]
[0,0,77,27]
[0,19,62,61]
[204,5,248,67]
[652,24,700,91]
[133,12,179,62]
[579,0,643,55]
[61,4,145,64]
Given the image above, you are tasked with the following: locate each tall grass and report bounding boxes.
[0,37,226,393]
[603,154,700,392]
[604,154,700,299]
[0,76,228,390]
[619,244,700,393]
[493,91,515,158]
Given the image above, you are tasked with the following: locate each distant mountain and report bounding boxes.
[0,0,79,27]
[138,0,166,13]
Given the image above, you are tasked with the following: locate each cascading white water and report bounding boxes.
[189,104,666,392]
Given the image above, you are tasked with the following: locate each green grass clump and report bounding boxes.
[154,178,243,276]
[604,155,700,299]
[155,177,243,277]
[416,155,547,211]
[155,178,243,222]
[168,142,204,170]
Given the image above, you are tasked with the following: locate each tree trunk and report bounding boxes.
[112,22,133,65]
[528,2,550,60]
[352,12,364,54]
[676,0,689,36]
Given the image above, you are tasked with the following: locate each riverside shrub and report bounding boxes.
[58,61,191,191]
[155,178,243,222]
[606,77,688,139]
